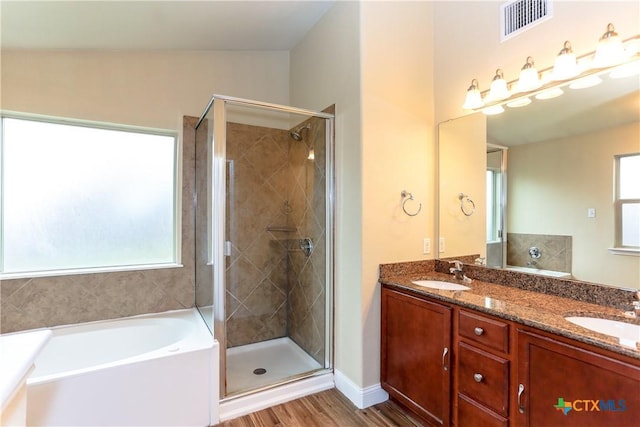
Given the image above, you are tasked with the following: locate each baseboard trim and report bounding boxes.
[218,372,335,421]
[334,369,389,409]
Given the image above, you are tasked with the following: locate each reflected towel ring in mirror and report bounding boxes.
[401,190,422,217]
[458,193,476,216]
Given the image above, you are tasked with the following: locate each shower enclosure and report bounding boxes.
[194,95,334,399]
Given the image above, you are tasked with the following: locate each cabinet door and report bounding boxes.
[381,287,452,426]
[517,330,640,427]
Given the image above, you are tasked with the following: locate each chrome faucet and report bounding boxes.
[633,291,640,316]
[449,260,472,283]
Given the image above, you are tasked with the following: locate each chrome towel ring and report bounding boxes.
[458,193,475,216]
[401,190,422,217]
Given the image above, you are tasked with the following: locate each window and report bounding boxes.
[614,153,640,251]
[1,115,178,277]
[486,169,502,243]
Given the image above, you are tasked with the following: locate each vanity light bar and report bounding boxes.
[463,29,640,113]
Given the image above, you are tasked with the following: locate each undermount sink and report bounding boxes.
[565,316,640,346]
[411,280,471,291]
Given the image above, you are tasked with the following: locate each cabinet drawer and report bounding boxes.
[458,394,508,427]
[459,309,509,353]
[458,342,509,416]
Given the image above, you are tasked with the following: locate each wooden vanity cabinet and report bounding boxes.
[381,287,452,426]
[516,329,640,427]
[455,309,512,427]
[381,285,640,427]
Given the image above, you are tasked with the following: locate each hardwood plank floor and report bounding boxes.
[215,388,422,427]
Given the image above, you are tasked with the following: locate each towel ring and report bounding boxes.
[458,193,475,216]
[401,190,422,217]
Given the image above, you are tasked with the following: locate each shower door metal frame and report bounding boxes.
[203,94,335,399]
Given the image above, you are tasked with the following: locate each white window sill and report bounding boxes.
[0,263,184,281]
[608,247,640,257]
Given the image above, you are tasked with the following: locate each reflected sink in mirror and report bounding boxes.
[411,280,471,291]
[565,316,640,347]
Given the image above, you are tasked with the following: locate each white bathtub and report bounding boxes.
[25,308,218,427]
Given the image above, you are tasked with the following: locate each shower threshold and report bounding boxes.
[226,337,322,396]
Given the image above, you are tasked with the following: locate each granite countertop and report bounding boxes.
[380,265,640,360]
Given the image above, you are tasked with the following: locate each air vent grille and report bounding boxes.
[501,0,552,41]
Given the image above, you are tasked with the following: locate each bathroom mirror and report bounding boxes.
[437,67,640,289]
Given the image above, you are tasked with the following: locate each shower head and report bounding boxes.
[289,123,310,141]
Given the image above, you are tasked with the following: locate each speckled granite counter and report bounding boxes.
[379,260,640,360]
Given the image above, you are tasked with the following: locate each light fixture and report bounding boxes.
[482,105,505,115]
[552,41,578,80]
[609,59,640,79]
[593,23,625,68]
[569,75,603,89]
[514,57,541,92]
[506,97,531,108]
[535,88,564,100]
[462,79,484,109]
[488,69,509,101]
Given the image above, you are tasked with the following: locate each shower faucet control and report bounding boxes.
[299,238,314,257]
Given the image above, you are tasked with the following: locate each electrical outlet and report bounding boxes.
[423,238,431,254]
[439,237,445,253]
[587,208,596,218]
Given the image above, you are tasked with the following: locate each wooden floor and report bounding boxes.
[215,388,422,427]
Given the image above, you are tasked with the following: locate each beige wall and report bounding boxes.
[291,1,435,391]
[509,122,640,289]
[439,114,487,258]
[1,50,290,130]
[291,1,365,387]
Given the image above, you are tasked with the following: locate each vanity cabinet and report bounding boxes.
[455,310,511,427]
[381,287,452,426]
[516,329,640,427]
[381,284,640,427]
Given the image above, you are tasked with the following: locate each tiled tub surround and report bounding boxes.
[224,118,326,364]
[379,260,640,359]
[507,232,572,273]
[0,117,198,334]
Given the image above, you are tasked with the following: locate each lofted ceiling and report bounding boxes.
[0,0,335,51]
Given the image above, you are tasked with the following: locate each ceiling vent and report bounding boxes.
[501,0,553,41]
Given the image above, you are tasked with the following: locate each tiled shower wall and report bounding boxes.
[507,232,572,273]
[224,118,327,365]
[224,123,290,347]
[0,117,198,333]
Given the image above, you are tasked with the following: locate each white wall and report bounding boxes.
[291,0,435,404]
[1,50,290,130]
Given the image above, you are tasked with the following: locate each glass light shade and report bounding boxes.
[462,79,484,109]
[506,97,531,108]
[535,88,564,100]
[609,60,640,79]
[552,41,578,80]
[569,75,603,89]
[482,105,505,115]
[593,23,625,68]
[514,57,541,92]
[488,69,509,101]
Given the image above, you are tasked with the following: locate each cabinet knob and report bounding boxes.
[474,327,484,336]
[473,373,483,383]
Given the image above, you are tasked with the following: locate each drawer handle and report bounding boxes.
[442,347,449,371]
[473,373,483,383]
[474,327,484,336]
[518,383,526,414]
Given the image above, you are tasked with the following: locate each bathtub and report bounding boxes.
[25,308,218,427]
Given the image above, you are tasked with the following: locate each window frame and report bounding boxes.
[0,111,182,279]
[611,152,640,255]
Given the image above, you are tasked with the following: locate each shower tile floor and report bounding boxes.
[226,337,322,395]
